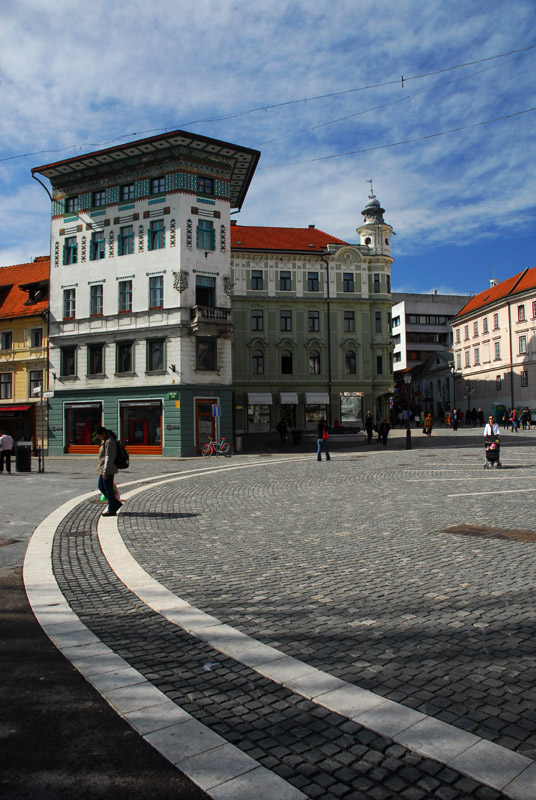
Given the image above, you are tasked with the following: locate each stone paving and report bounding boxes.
[25,433,536,799]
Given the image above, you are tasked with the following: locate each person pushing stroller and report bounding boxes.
[483,415,501,469]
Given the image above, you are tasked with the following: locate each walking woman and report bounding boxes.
[96,427,122,516]
[424,413,433,436]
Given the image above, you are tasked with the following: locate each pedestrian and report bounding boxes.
[276,418,288,443]
[424,413,433,436]
[0,429,15,474]
[96,427,122,516]
[316,418,331,461]
[510,408,518,432]
[484,415,500,438]
[379,418,390,446]
[477,408,484,426]
[364,411,374,444]
[451,409,459,431]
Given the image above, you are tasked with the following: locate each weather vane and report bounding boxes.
[367,179,374,198]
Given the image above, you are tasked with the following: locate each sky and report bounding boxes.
[1,0,535,296]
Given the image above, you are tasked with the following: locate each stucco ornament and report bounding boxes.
[223,276,234,297]
[173,270,189,292]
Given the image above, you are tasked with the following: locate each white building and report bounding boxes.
[32,130,259,456]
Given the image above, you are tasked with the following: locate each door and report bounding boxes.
[195,399,217,453]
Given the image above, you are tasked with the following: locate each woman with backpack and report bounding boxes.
[96,427,123,517]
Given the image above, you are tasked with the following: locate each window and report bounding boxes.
[494,341,501,360]
[519,335,527,354]
[493,313,499,329]
[92,190,106,207]
[280,310,292,331]
[30,328,43,348]
[533,301,536,318]
[392,316,400,328]
[147,339,164,371]
[90,231,105,261]
[116,341,134,373]
[66,196,78,214]
[464,325,469,340]
[474,347,480,365]
[376,355,383,375]
[345,350,356,374]
[518,304,526,322]
[63,288,76,319]
[483,317,489,333]
[343,273,354,292]
[344,311,355,332]
[196,338,217,371]
[151,177,165,195]
[252,349,264,374]
[88,344,104,375]
[309,350,321,374]
[64,237,78,265]
[521,370,528,387]
[308,310,319,332]
[374,273,380,293]
[464,351,470,367]
[375,311,382,333]
[197,176,213,195]
[455,328,461,343]
[149,275,164,309]
[149,220,165,250]
[251,270,263,290]
[1,331,12,350]
[196,219,215,251]
[386,274,391,293]
[251,310,263,331]
[307,272,319,291]
[456,353,462,369]
[496,375,502,390]
[394,352,402,363]
[279,271,291,291]
[120,184,135,201]
[281,350,293,374]
[0,373,12,399]
[473,321,479,336]
[60,347,76,377]
[118,225,134,256]
[118,280,132,313]
[29,370,43,394]
[392,334,401,345]
[90,284,103,316]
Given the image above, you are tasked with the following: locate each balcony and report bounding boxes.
[190,305,232,337]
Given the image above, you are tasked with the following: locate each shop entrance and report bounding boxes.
[195,398,217,453]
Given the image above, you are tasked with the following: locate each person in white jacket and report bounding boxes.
[483,416,500,437]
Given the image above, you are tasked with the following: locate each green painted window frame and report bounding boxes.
[146,338,165,372]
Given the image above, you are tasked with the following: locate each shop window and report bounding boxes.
[61,347,76,377]
[147,339,164,372]
[247,404,270,433]
[65,403,102,447]
[0,372,12,399]
[116,341,134,374]
[120,401,162,448]
[305,404,327,431]
[196,338,217,371]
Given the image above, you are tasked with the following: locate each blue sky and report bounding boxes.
[1,0,535,296]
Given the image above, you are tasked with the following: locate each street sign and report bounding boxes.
[44,391,54,398]
[212,404,221,417]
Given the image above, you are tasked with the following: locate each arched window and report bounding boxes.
[309,350,320,374]
[345,350,356,374]
[252,349,264,375]
[281,350,293,375]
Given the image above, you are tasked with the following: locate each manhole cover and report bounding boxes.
[442,525,536,543]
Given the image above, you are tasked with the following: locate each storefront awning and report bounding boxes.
[280,392,298,405]
[0,405,32,412]
[304,393,330,404]
[248,392,273,405]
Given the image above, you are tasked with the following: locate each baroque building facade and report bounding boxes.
[32,130,259,457]
[230,190,395,438]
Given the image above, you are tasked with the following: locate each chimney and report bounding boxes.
[230,220,237,226]
[308,224,315,229]
[490,278,499,287]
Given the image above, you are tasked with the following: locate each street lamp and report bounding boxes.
[403,372,412,450]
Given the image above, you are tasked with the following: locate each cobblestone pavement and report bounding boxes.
[26,432,536,798]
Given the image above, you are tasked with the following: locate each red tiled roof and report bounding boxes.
[456,267,536,317]
[230,225,348,252]
[0,257,50,319]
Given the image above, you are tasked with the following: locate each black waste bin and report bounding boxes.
[292,430,302,445]
[16,442,32,472]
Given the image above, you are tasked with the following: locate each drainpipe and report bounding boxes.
[320,253,332,424]
[507,302,515,410]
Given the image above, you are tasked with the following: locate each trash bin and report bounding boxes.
[292,430,302,445]
[15,441,32,472]
[235,435,243,452]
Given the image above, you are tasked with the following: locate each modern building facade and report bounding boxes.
[230,190,395,438]
[0,256,49,445]
[452,269,536,418]
[32,130,259,457]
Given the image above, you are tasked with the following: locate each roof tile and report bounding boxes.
[0,257,50,320]
[456,267,536,317]
[230,225,348,252]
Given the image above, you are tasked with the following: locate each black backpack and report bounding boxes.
[115,441,130,470]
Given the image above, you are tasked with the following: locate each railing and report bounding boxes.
[190,305,231,325]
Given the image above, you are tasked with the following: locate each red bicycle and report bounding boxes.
[201,436,234,458]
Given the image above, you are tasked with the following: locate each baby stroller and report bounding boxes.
[484,437,501,469]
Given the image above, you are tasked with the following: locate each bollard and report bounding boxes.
[406,425,412,450]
